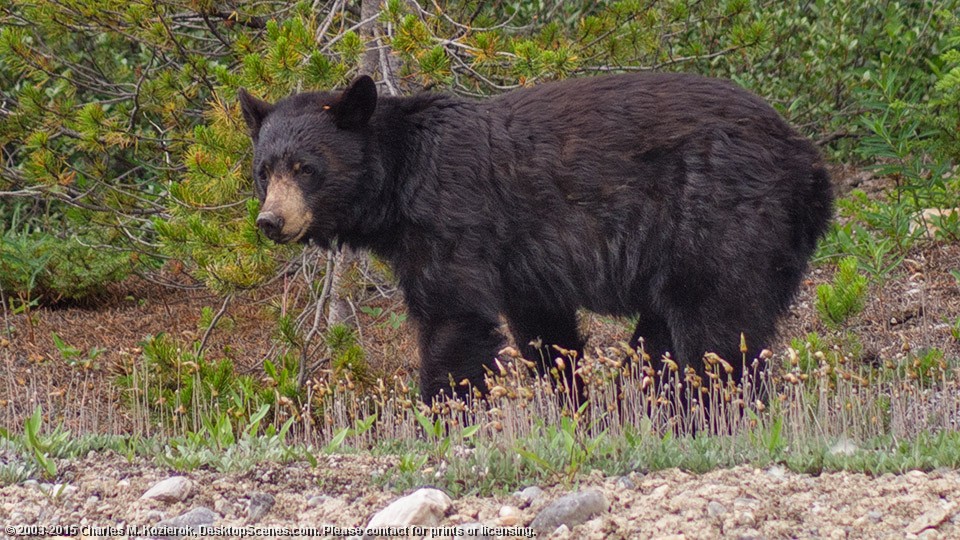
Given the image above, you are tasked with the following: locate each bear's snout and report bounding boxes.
[256,211,285,241]
[255,173,313,243]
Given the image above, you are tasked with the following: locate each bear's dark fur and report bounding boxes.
[239,73,834,402]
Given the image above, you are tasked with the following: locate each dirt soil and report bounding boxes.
[2,452,960,539]
[2,166,960,538]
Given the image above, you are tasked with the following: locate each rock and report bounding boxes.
[246,492,275,522]
[530,490,608,534]
[365,488,452,531]
[765,465,787,482]
[213,498,236,517]
[650,484,670,498]
[829,438,858,457]
[40,483,78,497]
[159,506,218,528]
[516,486,545,504]
[454,522,491,540]
[737,510,757,527]
[854,510,884,527]
[918,530,941,540]
[137,507,218,539]
[906,470,929,483]
[497,505,521,526]
[144,509,165,522]
[906,507,950,535]
[708,501,727,517]
[616,476,637,490]
[141,476,193,503]
[306,494,330,508]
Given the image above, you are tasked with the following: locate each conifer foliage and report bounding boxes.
[1,0,955,298]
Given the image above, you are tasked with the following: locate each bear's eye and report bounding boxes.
[299,163,316,176]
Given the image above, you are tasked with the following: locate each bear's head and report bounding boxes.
[238,76,378,248]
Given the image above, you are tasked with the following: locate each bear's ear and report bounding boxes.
[327,75,377,129]
[238,88,273,141]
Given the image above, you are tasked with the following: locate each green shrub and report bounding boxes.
[1,206,134,303]
[816,257,868,328]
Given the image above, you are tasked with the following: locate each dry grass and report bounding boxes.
[1,168,958,474]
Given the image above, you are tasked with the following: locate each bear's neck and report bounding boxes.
[344,92,484,261]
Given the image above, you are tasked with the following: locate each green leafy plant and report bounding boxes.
[324,412,378,453]
[51,332,103,369]
[514,405,607,483]
[156,408,305,473]
[360,306,408,331]
[22,406,58,478]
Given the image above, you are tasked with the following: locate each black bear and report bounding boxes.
[239,73,833,402]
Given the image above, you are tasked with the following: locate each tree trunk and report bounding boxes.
[325,0,382,330]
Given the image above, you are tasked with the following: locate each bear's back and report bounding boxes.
[487,73,796,143]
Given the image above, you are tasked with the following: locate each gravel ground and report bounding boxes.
[2,452,959,540]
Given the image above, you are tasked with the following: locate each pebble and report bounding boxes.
[134,506,218,538]
[515,486,545,507]
[144,509,165,522]
[246,492,275,522]
[616,476,637,490]
[530,490,608,534]
[765,465,787,482]
[650,484,670,498]
[854,510,884,526]
[708,501,728,517]
[906,507,950,535]
[141,476,193,502]
[906,470,929,482]
[213,497,236,517]
[40,483,78,497]
[306,495,329,508]
[497,505,521,526]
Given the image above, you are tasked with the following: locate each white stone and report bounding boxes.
[140,476,193,502]
[497,505,521,526]
[365,488,452,530]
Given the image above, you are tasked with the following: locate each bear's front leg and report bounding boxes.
[415,313,504,403]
